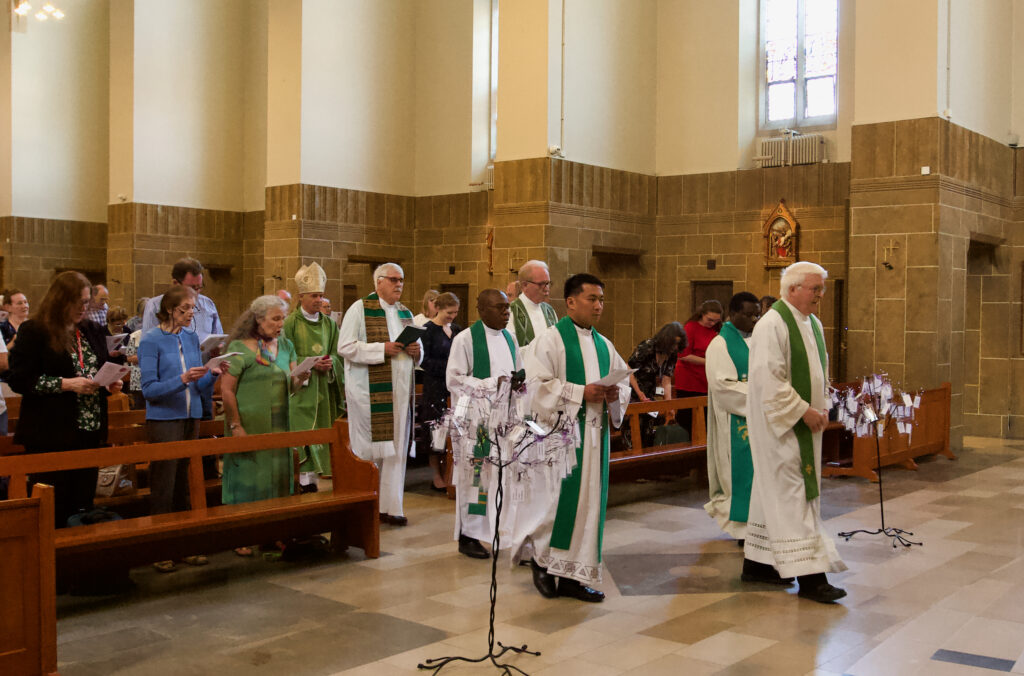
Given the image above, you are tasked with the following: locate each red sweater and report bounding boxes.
[674,320,720,393]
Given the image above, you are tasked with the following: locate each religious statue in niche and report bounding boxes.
[762,199,800,268]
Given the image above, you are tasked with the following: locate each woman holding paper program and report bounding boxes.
[139,286,223,572]
[220,295,305,546]
[7,271,121,527]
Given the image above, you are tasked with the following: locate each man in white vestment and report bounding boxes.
[506,260,558,354]
[446,289,522,559]
[743,261,847,603]
[514,273,631,603]
[704,291,761,541]
[338,263,422,526]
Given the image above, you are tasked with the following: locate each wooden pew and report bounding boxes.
[0,420,379,578]
[611,396,708,472]
[0,483,57,676]
[822,382,954,482]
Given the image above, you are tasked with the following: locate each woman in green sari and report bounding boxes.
[220,295,306,515]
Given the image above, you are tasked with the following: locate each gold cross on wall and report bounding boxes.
[883,238,900,261]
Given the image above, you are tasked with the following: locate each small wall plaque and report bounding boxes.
[763,199,800,269]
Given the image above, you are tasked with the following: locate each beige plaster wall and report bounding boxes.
[12,0,109,222]
[132,0,246,211]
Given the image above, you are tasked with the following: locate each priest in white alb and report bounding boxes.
[513,273,631,603]
[337,263,422,526]
[445,289,522,559]
[742,261,847,603]
[704,291,761,541]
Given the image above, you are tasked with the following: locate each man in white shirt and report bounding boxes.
[507,260,558,352]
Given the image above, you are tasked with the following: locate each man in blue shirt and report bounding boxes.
[142,258,223,342]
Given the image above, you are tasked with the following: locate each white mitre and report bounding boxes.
[295,262,326,295]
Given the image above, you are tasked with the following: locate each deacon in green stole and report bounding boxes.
[742,263,847,604]
[283,262,345,491]
[445,289,521,559]
[703,292,761,540]
[507,259,558,348]
[338,263,421,524]
[513,274,631,604]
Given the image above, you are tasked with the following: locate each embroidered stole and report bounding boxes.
[771,300,828,500]
[466,320,517,516]
[363,293,414,442]
[510,298,557,347]
[550,316,610,561]
[717,322,753,522]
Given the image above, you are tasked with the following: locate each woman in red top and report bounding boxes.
[675,299,723,434]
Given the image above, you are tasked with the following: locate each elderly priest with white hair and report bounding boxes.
[507,260,558,352]
[338,263,422,526]
[742,261,847,604]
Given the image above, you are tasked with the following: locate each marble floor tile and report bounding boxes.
[943,616,1024,661]
[675,629,777,665]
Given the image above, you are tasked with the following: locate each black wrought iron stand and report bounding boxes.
[838,417,922,548]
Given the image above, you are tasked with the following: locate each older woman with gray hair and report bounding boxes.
[220,295,305,522]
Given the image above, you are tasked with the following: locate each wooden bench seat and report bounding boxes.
[0,420,379,578]
[611,396,708,475]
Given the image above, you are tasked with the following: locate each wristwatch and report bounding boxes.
[229,422,241,431]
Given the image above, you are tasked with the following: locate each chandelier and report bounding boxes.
[13,1,65,21]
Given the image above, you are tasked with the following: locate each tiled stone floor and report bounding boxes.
[56,437,1024,675]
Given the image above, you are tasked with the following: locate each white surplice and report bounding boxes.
[704,332,751,539]
[742,299,846,578]
[446,325,520,543]
[510,322,631,585]
[337,298,422,517]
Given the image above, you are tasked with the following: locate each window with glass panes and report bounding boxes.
[762,0,838,128]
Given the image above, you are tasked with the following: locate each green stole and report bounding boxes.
[466,320,518,516]
[717,322,753,522]
[363,293,414,442]
[771,300,828,500]
[510,297,557,346]
[550,316,610,560]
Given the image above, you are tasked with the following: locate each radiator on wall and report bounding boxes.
[755,133,826,168]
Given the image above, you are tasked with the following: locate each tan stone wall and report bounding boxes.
[848,117,1019,444]
[656,164,850,378]
[107,202,246,326]
[264,184,416,316]
[0,216,107,302]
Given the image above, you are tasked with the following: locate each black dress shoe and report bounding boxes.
[389,515,408,527]
[798,582,847,604]
[458,534,490,559]
[557,578,605,602]
[530,559,558,598]
[741,559,794,585]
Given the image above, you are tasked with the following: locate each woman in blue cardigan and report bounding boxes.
[139,286,222,572]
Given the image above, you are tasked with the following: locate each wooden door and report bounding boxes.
[440,283,470,329]
[690,281,733,319]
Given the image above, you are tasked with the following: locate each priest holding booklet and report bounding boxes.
[511,273,631,603]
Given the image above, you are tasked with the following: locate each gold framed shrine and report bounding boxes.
[762,199,800,268]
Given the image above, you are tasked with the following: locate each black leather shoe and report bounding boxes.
[530,559,558,598]
[458,535,490,559]
[557,578,605,602]
[741,559,794,585]
[389,515,408,527]
[798,582,847,604]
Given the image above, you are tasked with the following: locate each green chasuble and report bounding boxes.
[510,297,558,346]
[222,337,296,505]
[550,316,611,560]
[716,321,753,522]
[283,309,345,475]
[771,300,828,500]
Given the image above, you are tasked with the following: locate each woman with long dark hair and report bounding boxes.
[7,271,122,526]
[625,322,686,447]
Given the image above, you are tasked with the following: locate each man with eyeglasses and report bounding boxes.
[338,262,422,526]
[141,257,223,343]
[506,260,558,354]
[742,261,847,604]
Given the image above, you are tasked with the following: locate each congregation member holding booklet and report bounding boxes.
[7,271,122,527]
[139,286,224,572]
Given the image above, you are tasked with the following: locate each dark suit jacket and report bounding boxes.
[7,319,111,451]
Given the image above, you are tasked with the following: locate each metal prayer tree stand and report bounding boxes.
[837,402,922,549]
[419,387,569,675]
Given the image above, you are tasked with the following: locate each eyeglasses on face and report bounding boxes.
[379,276,404,284]
[175,304,196,313]
[525,281,551,289]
